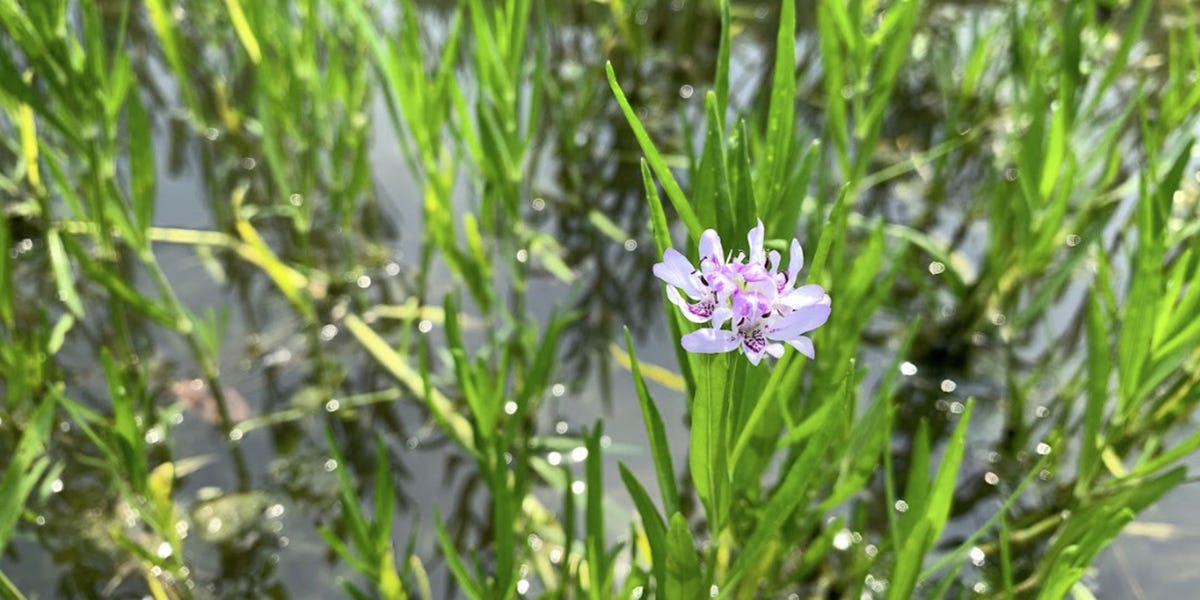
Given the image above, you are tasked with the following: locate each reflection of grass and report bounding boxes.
[2,0,1200,598]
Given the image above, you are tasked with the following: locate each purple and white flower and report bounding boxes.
[653,220,830,365]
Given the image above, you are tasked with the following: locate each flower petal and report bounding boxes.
[699,229,724,270]
[739,261,772,282]
[787,336,815,359]
[667,286,715,323]
[711,306,732,330]
[787,239,804,283]
[653,248,700,296]
[765,343,785,359]
[767,249,782,272]
[681,328,742,353]
[733,289,770,321]
[776,284,828,311]
[768,303,831,339]
[747,219,766,264]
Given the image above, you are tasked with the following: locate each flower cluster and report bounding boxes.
[653,221,831,365]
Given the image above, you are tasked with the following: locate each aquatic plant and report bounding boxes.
[655,221,829,364]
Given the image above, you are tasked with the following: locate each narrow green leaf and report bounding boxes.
[642,159,695,394]
[372,437,396,552]
[45,313,75,355]
[689,353,729,529]
[0,569,28,600]
[46,229,84,318]
[926,399,973,543]
[697,92,734,241]
[724,394,841,589]
[0,391,56,551]
[664,513,702,599]
[223,0,262,63]
[0,214,12,327]
[585,423,608,600]
[1077,290,1109,496]
[714,0,731,117]
[127,90,155,235]
[433,507,485,600]
[760,0,797,213]
[619,462,667,592]
[624,328,679,516]
[607,62,702,240]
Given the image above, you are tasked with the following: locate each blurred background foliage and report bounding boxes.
[1,0,1200,598]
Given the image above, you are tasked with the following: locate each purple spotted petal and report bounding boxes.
[667,286,716,323]
[658,220,829,365]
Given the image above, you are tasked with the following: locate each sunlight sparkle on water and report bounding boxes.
[319,324,338,340]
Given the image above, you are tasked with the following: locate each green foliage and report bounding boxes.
[2,0,1200,598]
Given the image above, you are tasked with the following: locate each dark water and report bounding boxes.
[3,1,1197,598]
